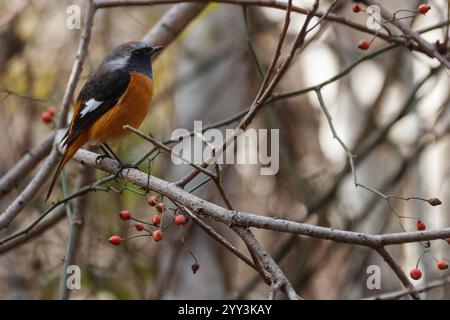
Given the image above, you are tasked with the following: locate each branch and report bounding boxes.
[95,0,447,53]
[28,145,449,297]
[124,125,218,180]
[234,226,301,300]
[61,148,450,247]
[182,207,257,270]
[0,0,96,231]
[141,2,206,46]
[361,0,450,68]
[0,148,60,230]
[365,276,450,300]
[375,247,420,300]
[58,0,96,126]
[58,167,92,300]
[176,0,320,187]
[0,0,206,231]
[0,183,100,247]
[0,132,55,198]
[0,206,66,255]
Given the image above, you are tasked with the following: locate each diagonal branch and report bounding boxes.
[375,247,420,300]
[176,0,321,188]
[234,226,301,300]
[95,0,450,57]
[0,0,96,231]
[182,206,257,270]
[0,132,55,198]
[361,0,450,68]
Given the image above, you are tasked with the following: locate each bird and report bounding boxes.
[46,41,163,200]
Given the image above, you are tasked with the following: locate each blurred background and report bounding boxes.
[0,0,449,299]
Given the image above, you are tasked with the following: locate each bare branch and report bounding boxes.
[54,148,450,247]
[95,0,450,55]
[375,247,420,300]
[0,132,55,198]
[0,0,96,231]
[361,0,450,68]
[182,207,257,270]
[176,0,320,188]
[141,2,206,46]
[365,277,450,300]
[234,226,301,300]
[58,167,92,300]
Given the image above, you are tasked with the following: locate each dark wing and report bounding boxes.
[62,69,131,146]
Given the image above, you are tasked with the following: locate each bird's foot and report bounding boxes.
[95,154,111,167]
[115,162,139,177]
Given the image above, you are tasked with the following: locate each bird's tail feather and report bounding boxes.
[45,135,86,201]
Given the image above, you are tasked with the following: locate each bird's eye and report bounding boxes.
[133,49,144,57]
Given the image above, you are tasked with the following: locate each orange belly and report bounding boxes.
[88,71,153,143]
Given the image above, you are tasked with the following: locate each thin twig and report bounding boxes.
[95,0,450,57]
[361,0,450,68]
[365,276,450,300]
[182,207,257,270]
[124,125,218,180]
[176,0,320,188]
[375,247,420,300]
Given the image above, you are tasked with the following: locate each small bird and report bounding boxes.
[46,41,163,200]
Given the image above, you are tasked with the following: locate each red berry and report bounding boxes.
[152,230,164,241]
[118,209,132,221]
[352,4,361,13]
[418,4,430,14]
[40,112,53,123]
[410,268,422,280]
[156,202,164,213]
[416,220,426,231]
[135,222,144,231]
[152,215,161,226]
[174,214,186,226]
[47,106,57,116]
[437,260,448,270]
[109,235,122,246]
[358,39,370,50]
[147,195,159,206]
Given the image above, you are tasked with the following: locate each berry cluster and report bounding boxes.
[405,219,449,280]
[40,106,57,124]
[108,194,188,246]
[352,3,432,51]
[409,250,448,281]
[410,259,448,281]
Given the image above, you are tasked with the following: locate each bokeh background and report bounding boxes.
[0,0,450,299]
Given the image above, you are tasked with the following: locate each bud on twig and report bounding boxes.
[191,262,200,274]
[427,198,442,206]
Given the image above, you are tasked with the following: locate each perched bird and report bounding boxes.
[46,41,163,200]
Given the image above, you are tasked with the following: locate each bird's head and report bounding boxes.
[102,41,164,77]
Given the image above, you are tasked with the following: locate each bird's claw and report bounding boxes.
[115,162,139,177]
[95,154,110,166]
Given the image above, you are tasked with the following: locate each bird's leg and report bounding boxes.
[96,144,114,166]
[100,143,120,162]
[101,143,139,175]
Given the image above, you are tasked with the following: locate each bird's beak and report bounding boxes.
[149,45,164,55]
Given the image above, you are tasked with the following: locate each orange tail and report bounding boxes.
[45,134,87,201]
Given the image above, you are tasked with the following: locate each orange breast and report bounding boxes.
[88,71,153,143]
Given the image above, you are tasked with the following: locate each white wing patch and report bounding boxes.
[80,99,102,117]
